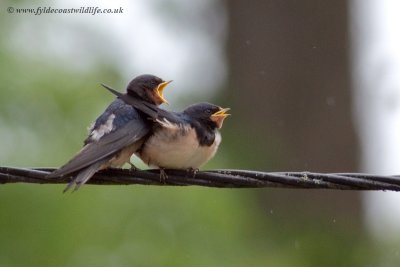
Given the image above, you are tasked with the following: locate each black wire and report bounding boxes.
[1,166,400,191]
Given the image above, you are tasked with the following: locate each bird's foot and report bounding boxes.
[186,168,199,178]
[159,168,168,184]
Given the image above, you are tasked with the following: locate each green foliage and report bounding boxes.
[0,185,256,266]
[0,7,385,267]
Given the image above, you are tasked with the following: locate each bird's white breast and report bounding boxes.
[139,119,221,169]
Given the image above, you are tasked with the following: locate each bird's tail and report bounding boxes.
[63,160,105,193]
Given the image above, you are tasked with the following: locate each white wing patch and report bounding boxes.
[156,118,181,130]
[89,114,115,141]
[87,122,95,134]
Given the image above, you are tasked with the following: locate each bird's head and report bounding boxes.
[184,102,230,129]
[126,74,172,105]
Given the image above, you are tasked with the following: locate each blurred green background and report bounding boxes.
[0,0,397,266]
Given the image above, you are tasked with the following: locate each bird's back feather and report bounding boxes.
[49,99,151,178]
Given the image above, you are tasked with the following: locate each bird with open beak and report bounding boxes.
[48,74,172,192]
[136,102,230,174]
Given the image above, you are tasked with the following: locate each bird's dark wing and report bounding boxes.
[101,84,159,120]
[62,159,106,192]
[48,119,150,178]
[101,83,183,124]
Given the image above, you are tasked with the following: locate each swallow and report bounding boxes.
[48,74,172,192]
[102,84,230,175]
[136,102,230,174]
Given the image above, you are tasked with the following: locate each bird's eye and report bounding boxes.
[206,109,212,114]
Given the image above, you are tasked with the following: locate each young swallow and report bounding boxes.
[48,74,172,192]
[102,84,230,175]
[137,102,230,172]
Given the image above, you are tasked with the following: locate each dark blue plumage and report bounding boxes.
[137,102,230,170]
[84,99,145,145]
[97,99,139,127]
[103,86,231,175]
[48,74,171,192]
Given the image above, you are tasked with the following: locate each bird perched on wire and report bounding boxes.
[105,85,230,177]
[48,74,172,192]
[137,102,230,177]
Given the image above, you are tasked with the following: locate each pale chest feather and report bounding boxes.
[108,140,144,167]
[138,121,221,169]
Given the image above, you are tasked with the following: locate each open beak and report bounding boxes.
[156,80,172,104]
[211,107,230,129]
